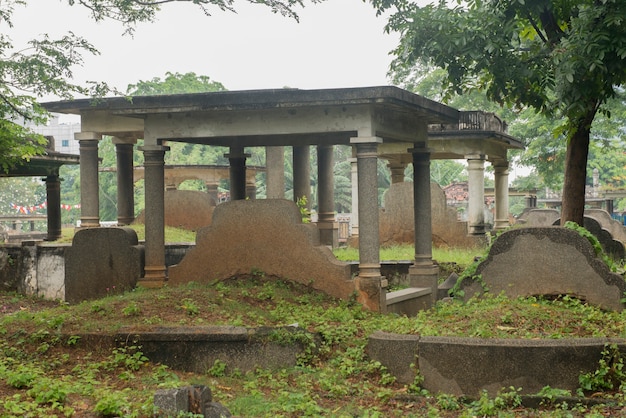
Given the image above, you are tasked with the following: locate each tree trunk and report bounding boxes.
[560,120,592,226]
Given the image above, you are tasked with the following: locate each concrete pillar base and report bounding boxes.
[468,225,487,235]
[494,221,509,231]
[355,275,387,313]
[77,217,100,228]
[409,263,439,306]
[117,216,135,226]
[139,266,167,288]
[317,221,339,248]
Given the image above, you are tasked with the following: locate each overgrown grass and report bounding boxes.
[3,275,626,416]
[6,236,626,415]
[333,244,482,266]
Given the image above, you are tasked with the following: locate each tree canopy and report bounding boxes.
[374,0,626,224]
[69,0,323,30]
[126,71,226,96]
[0,0,322,172]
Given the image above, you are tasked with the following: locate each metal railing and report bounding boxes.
[428,111,507,133]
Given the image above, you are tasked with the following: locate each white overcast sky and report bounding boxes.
[10,0,411,96]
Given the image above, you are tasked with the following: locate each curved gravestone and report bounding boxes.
[551,216,625,261]
[585,209,626,246]
[458,227,626,311]
[135,189,214,231]
[379,182,484,248]
[168,199,356,302]
[517,208,561,227]
[65,227,143,303]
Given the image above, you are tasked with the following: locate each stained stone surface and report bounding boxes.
[168,199,354,301]
[458,227,626,311]
[135,189,214,231]
[65,227,143,303]
[379,182,484,248]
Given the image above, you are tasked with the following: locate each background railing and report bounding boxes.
[429,111,507,132]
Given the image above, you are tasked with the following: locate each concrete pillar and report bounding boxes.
[317,144,338,247]
[76,132,102,228]
[351,137,385,312]
[226,146,248,201]
[266,146,285,199]
[45,174,62,241]
[246,180,257,200]
[387,159,406,184]
[165,179,177,191]
[114,140,135,225]
[466,154,486,235]
[206,181,219,205]
[292,145,311,208]
[140,144,169,287]
[348,157,359,237]
[409,144,438,304]
[493,160,510,231]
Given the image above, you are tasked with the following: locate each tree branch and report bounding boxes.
[526,13,548,44]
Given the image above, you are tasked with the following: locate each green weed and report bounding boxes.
[180,298,200,316]
[579,343,626,394]
[122,301,141,316]
[208,359,228,377]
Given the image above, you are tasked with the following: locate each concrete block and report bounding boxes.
[154,388,189,416]
[367,331,419,384]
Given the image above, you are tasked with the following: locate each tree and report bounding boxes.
[69,0,323,30]
[126,71,226,96]
[373,0,626,225]
[0,0,322,171]
[127,71,230,182]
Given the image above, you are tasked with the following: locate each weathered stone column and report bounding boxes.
[76,132,102,228]
[114,140,135,226]
[205,181,219,205]
[266,146,285,199]
[246,180,257,200]
[226,146,248,201]
[493,160,510,231]
[140,144,169,287]
[349,156,359,237]
[317,145,338,247]
[387,159,407,184]
[45,174,62,241]
[292,145,311,208]
[466,154,486,235]
[351,137,385,312]
[409,144,439,305]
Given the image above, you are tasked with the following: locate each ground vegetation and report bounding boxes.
[2,244,626,416]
